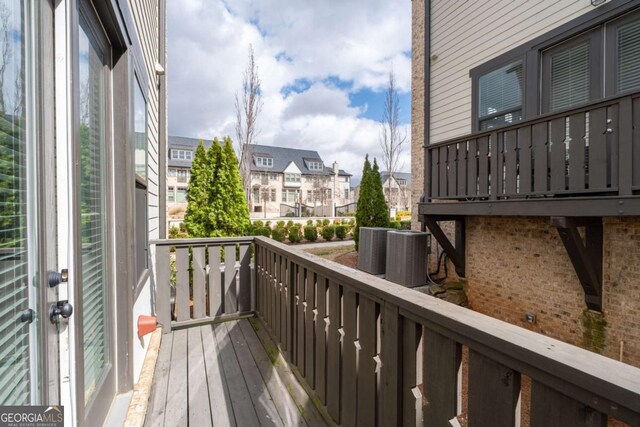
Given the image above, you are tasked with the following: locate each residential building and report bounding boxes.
[0,0,166,425]
[242,144,353,218]
[413,0,640,368]
[380,171,412,212]
[166,135,213,227]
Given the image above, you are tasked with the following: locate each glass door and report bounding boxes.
[75,5,115,422]
[0,0,42,405]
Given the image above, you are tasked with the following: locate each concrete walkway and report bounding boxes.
[294,240,354,250]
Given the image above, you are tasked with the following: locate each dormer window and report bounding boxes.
[397,179,407,185]
[306,160,323,171]
[256,157,273,168]
[171,149,193,160]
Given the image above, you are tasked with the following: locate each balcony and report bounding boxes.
[145,237,640,426]
[420,92,640,218]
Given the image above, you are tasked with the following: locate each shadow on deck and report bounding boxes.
[145,318,329,427]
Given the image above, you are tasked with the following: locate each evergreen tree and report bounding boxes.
[354,155,373,249]
[207,138,227,237]
[219,136,250,236]
[371,158,390,227]
[184,141,213,237]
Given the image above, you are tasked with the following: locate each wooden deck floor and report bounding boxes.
[144,318,329,427]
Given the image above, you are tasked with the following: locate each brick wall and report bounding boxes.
[466,216,640,368]
[410,0,425,230]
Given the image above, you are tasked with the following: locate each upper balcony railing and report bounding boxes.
[422,92,640,216]
[151,236,640,426]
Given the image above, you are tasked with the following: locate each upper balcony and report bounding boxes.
[420,92,640,218]
[143,236,640,426]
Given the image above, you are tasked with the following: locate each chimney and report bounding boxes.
[333,161,339,175]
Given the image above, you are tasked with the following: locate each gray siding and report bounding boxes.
[430,0,593,143]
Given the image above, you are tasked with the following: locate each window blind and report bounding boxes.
[618,19,640,93]
[478,60,523,118]
[549,42,590,111]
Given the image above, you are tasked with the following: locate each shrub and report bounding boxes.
[253,220,264,228]
[265,220,272,228]
[335,225,347,240]
[306,219,313,226]
[322,219,330,227]
[288,226,302,243]
[304,226,318,242]
[396,210,412,219]
[316,219,323,227]
[254,226,271,238]
[276,220,285,229]
[169,226,180,239]
[271,227,286,242]
[390,220,401,229]
[400,220,411,230]
[286,220,294,231]
[333,219,340,225]
[321,225,335,241]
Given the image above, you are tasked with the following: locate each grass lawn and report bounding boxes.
[304,244,358,268]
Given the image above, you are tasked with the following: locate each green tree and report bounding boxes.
[354,155,389,250]
[184,137,250,237]
[184,141,213,237]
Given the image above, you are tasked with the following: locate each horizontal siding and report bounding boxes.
[128,0,161,241]
[430,0,593,143]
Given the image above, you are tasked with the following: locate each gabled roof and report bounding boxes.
[380,171,411,185]
[168,135,214,168]
[245,144,327,175]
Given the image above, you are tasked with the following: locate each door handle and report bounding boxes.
[20,309,35,324]
[49,301,73,324]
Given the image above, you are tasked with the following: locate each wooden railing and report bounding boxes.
[253,237,640,426]
[425,93,640,202]
[152,237,254,331]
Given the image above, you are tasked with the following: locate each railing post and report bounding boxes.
[490,131,499,200]
[424,146,431,200]
[154,245,171,333]
[619,96,633,196]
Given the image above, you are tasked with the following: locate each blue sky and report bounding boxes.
[168,0,412,179]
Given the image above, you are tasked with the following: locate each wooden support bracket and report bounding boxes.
[551,217,603,312]
[423,216,465,278]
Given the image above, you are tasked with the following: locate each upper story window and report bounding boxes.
[269,173,278,181]
[168,168,177,177]
[478,60,523,130]
[397,178,407,186]
[306,160,323,171]
[285,173,300,183]
[256,157,273,167]
[171,149,193,160]
[471,7,640,128]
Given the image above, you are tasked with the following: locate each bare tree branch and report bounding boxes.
[0,3,12,114]
[235,44,263,194]
[379,68,407,210]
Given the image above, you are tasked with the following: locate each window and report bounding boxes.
[270,189,276,202]
[282,189,299,203]
[256,156,273,167]
[306,160,323,171]
[171,149,193,160]
[133,77,148,279]
[177,169,188,183]
[478,60,523,130]
[285,173,301,183]
[168,168,177,177]
[344,189,349,199]
[397,179,407,186]
[176,187,187,202]
[269,173,278,181]
[168,186,175,202]
[305,176,313,183]
[307,190,312,200]
[617,19,640,92]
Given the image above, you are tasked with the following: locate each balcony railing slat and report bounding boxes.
[518,126,533,195]
[155,245,171,333]
[401,317,421,425]
[314,275,328,404]
[633,97,640,189]
[467,138,478,197]
[478,136,490,196]
[568,112,587,192]
[550,117,567,193]
[619,97,633,196]
[504,129,518,195]
[326,280,341,422]
[589,107,609,191]
[341,287,358,426]
[533,122,548,194]
[430,148,438,197]
[490,131,499,200]
[357,296,377,426]
[439,146,447,198]
[282,256,290,354]
[192,247,206,319]
[176,247,190,322]
[304,270,315,388]
[295,266,305,372]
[224,245,236,313]
[423,328,461,426]
[448,144,458,197]
[380,302,401,426]
[208,246,222,317]
[457,141,467,197]
[530,380,607,427]
[238,244,251,313]
[468,349,520,427]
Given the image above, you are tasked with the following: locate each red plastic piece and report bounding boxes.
[137,315,158,338]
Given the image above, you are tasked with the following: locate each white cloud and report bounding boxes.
[168,0,411,179]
